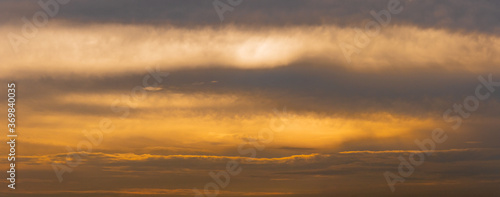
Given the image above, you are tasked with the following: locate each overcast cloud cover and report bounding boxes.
[0,0,499,196]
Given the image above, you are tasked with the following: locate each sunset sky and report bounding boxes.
[1,0,500,196]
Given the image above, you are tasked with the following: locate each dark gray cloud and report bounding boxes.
[2,1,499,196]
[1,0,498,34]
[14,62,500,119]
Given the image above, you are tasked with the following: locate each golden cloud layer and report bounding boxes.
[1,22,499,78]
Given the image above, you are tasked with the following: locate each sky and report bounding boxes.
[0,0,499,196]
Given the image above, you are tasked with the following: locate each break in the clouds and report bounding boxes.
[6,148,500,196]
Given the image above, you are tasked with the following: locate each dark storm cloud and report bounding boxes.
[1,0,498,33]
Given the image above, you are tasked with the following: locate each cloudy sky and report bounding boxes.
[1,0,499,196]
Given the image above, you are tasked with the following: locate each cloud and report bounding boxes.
[143,86,163,91]
[8,148,500,196]
[1,1,499,196]
[1,0,498,34]
[1,23,499,78]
